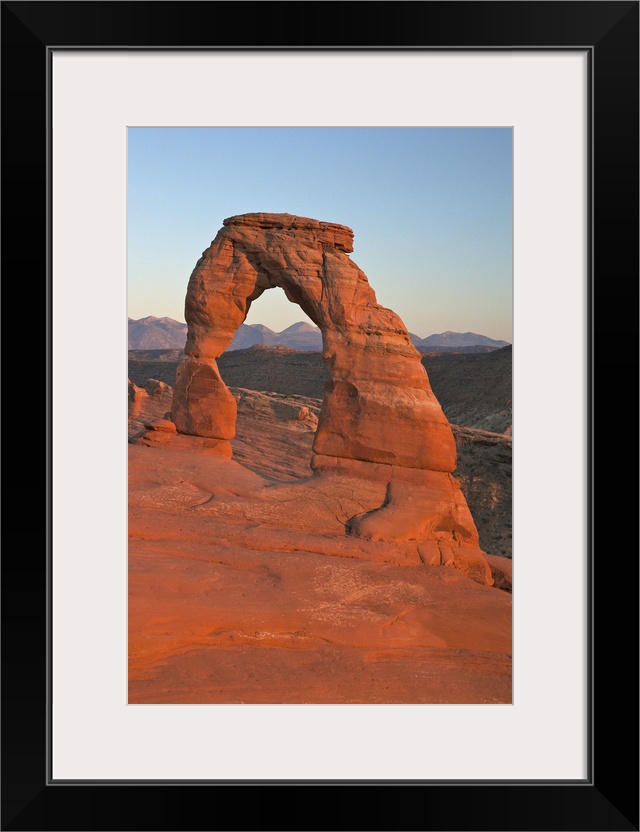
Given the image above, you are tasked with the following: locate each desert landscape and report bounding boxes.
[128,213,512,704]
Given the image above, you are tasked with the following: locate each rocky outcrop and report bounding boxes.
[171,213,492,582]
[128,377,145,413]
[128,377,175,440]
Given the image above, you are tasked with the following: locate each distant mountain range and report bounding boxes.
[128,316,188,350]
[128,317,510,353]
[229,321,323,351]
[418,331,510,349]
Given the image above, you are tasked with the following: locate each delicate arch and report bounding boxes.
[170,213,496,583]
[173,213,456,472]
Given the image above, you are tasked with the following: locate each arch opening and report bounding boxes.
[219,283,326,482]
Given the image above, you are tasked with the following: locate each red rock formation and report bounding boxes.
[172,213,491,582]
[128,440,512,704]
[174,213,453,465]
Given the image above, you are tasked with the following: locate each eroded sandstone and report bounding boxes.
[128,376,512,703]
[169,213,492,582]
[174,213,454,467]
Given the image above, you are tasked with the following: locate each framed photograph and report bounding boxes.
[3,2,637,830]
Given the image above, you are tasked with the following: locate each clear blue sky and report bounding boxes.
[128,127,512,342]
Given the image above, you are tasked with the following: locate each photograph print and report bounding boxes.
[127,127,513,704]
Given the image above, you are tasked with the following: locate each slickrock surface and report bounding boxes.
[129,385,511,704]
[128,443,512,704]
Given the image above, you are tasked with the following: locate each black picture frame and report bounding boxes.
[2,2,638,830]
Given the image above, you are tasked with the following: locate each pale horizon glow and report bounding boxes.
[128,127,512,342]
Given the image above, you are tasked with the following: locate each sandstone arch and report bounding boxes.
[172,213,490,581]
[173,213,456,468]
